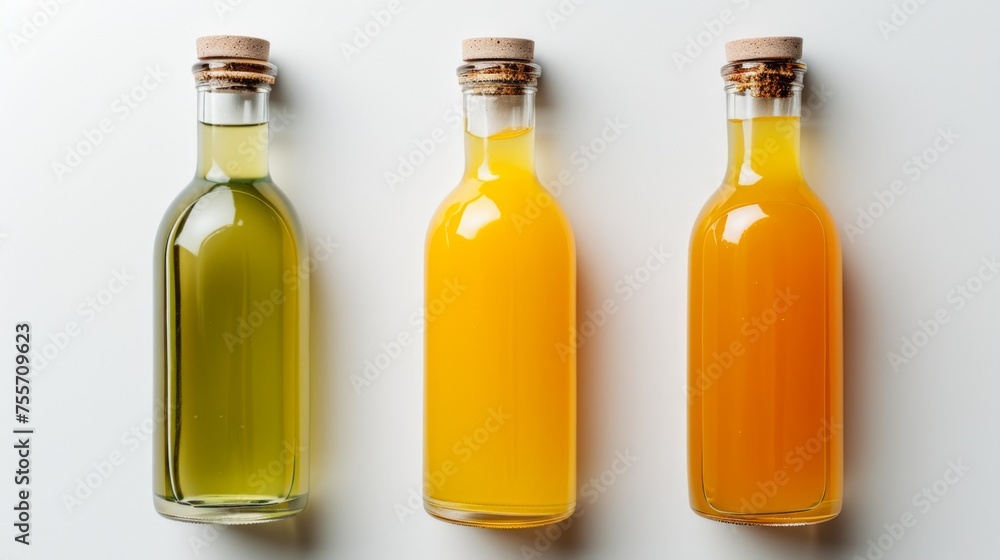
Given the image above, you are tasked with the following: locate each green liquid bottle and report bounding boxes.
[153,35,309,524]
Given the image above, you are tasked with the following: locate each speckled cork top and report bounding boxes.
[725,36,802,63]
[462,37,534,62]
[196,35,270,61]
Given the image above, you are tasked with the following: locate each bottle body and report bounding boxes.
[688,93,843,524]
[424,97,576,527]
[154,97,309,522]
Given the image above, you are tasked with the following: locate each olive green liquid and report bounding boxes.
[153,123,309,523]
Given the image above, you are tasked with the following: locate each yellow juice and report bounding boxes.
[424,127,576,528]
[688,115,843,524]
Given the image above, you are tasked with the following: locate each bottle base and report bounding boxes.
[691,501,841,526]
[424,497,575,529]
[154,493,307,525]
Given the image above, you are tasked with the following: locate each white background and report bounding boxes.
[1,0,998,559]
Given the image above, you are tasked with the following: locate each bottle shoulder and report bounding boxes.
[155,178,305,253]
[691,181,840,249]
[427,176,574,245]
[694,180,834,223]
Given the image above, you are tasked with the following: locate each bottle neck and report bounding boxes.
[463,91,536,181]
[196,90,270,182]
[722,59,806,186]
[725,91,803,185]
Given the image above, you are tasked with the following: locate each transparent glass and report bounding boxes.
[153,66,309,524]
[423,63,577,528]
[687,61,843,525]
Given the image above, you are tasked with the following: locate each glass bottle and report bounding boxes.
[424,38,576,528]
[153,36,309,523]
[688,37,843,525]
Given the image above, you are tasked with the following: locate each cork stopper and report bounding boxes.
[462,37,534,62]
[725,36,802,63]
[196,35,270,62]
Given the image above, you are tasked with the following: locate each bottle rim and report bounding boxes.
[458,60,540,95]
[192,59,277,92]
[722,60,806,98]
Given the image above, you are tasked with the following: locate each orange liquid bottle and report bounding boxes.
[424,38,576,528]
[688,37,843,525]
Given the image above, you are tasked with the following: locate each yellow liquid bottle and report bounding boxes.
[424,38,576,528]
[688,38,843,525]
[153,36,309,524]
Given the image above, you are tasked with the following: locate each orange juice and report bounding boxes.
[424,123,576,528]
[688,43,843,525]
